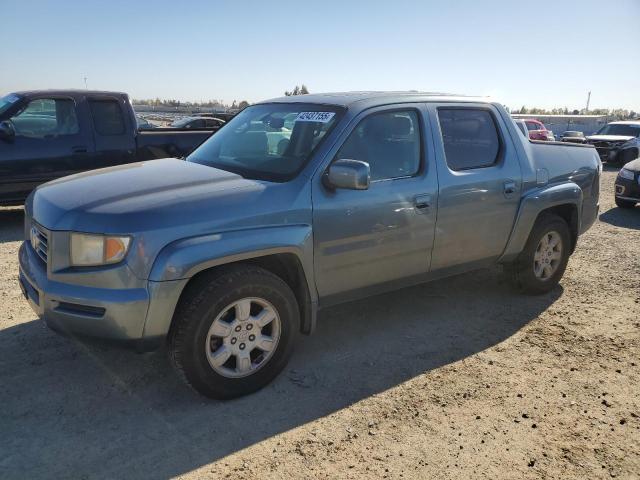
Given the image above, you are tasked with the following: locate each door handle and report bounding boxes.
[503,180,517,196]
[414,194,432,213]
[72,146,88,154]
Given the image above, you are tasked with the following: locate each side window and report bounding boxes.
[10,98,79,138]
[336,110,421,181]
[515,121,528,137]
[437,108,500,171]
[88,99,126,135]
[526,121,539,131]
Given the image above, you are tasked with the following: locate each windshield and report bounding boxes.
[187,103,344,181]
[564,131,583,137]
[0,93,21,117]
[595,124,640,137]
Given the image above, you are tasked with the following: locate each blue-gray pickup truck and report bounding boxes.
[18,92,601,399]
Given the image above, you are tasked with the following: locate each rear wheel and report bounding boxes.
[169,265,299,399]
[506,213,571,294]
[615,197,637,209]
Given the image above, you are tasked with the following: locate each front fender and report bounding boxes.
[140,225,316,347]
[149,224,315,297]
[499,182,583,262]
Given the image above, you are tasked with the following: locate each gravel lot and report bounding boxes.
[0,167,638,480]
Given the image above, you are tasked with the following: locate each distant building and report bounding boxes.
[511,114,609,135]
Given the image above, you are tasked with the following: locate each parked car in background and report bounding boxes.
[614,158,640,209]
[524,119,555,141]
[170,116,225,130]
[560,131,586,144]
[194,112,236,122]
[586,121,640,165]
[0,90,214,205]
[136,115,157,130]
[19,92,601,399]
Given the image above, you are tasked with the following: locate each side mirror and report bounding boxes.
[325,159,370,190]
[0,121,15,142]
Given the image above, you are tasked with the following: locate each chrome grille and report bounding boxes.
[30,222,49,264]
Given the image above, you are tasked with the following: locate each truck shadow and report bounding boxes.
[0,268,562,479]
[599,206,640,230]
[0,207,24,243]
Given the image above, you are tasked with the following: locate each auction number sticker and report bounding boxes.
[295,111,335,123]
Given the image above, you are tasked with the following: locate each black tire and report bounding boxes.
[506,213,571,295]
[615,197,637,209]
[169,264,299,399]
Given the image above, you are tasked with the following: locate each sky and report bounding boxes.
[2,0,639,111]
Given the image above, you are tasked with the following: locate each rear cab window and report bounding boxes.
[437,108,501,170]
[88,99,126,135]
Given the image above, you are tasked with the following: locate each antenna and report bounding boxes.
[585,91,591,112]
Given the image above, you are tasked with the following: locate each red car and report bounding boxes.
[524,119,554,141]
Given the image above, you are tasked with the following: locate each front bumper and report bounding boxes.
[615,174,640,201]
[18,242,167,351]
[592,144,638,164]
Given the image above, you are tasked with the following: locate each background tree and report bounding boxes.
[238,100,250,110]
[285,85,310,96]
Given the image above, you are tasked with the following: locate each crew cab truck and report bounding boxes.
[18,92,601,399]
[586,121,640,165]
[0,90,215,205]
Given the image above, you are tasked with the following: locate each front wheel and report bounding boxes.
[169,265,299,399]
[506,213,571,294]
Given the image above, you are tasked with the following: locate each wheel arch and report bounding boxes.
[182,252,316,335]
[499,182,583,262]
[145,226,317,340]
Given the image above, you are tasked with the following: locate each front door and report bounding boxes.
[0,96,93,204]
[427,104,522,271]
[312,105,438,304]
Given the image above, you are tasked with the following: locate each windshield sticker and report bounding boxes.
[295,112,335,123]
[4,93,20,103]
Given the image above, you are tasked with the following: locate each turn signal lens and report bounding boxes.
[70,233,131,266]
[105,237,129,263]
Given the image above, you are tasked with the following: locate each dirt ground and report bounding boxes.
[0,167,638,480]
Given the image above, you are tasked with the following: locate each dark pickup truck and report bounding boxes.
[0,90,215,205]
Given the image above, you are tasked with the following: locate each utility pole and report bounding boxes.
[84,77,88,89]
[585,91,591,112]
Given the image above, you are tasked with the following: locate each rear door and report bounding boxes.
[0,95,94,204]
[86,96,137,169]
[427,104,522,271]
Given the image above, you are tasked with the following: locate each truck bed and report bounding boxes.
[136,129,213,160]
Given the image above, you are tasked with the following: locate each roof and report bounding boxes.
[12,89,128,98]
[511,114,608,119]
[258,91,487,108]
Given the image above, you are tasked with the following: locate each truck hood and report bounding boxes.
[586,135,635,142]
[29,158,282,232]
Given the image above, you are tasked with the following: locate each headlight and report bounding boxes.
[70,233,131,266]
[618,168,635,180]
